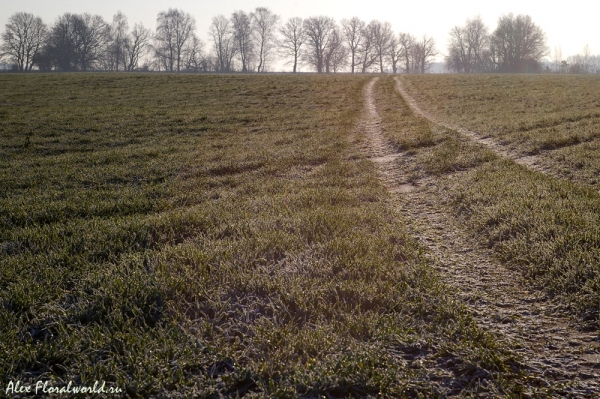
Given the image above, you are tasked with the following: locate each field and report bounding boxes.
[1,73,599,397]
[401,75,600,187]
[399,75,600,315]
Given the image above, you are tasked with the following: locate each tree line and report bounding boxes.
[0,8,558,73]
[0,8,439,73]
[445,14,548,73]
[549,45,600,74]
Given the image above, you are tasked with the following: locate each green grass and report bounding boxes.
[374,77,497,180]
[1,74,526,397]
[401,74,600,188]
[446,160,600,320]
[401,74,600,141]
[377,75,600,326]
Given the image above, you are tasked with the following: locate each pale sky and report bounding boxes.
[1,0,599,70]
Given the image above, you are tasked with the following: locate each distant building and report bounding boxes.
[0,63,13,71]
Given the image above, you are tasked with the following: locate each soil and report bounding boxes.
[360,77,600,397]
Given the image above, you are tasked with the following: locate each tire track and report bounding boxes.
[362,77,600,397]
[394,77,557,177]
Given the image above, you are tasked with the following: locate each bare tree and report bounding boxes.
[445,26,467,73]
[445,16,490,73]
[154,8,196,72]
[44,13,77,71]
[107,11,129,71]
[324,27,347,73]
[411,35,437,74]
[182,33,205,71]
[302,16,336,73]
[74,13,110,71]
[125,23,151,71]
[358,22,378,73]
[370,20,394,73]
[552,46,563,73]
[1,12,47,71]
[565,46,596,75]
[201,56,215,72]
[278,17,304,73]
[566,54,582,74]
[589,55,600,74]
[491,14,547,73]
[341,17,365,73]
[399,33,415,73]
[44,13,109,71]
[582,44,592,74]
[252,7,279,73]
[210,15,236,72]
[232,10,254,72]
[387,35,401,73]
[74,14,110,71]
[469,17,493,72]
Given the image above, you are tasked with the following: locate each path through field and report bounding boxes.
[394,77,564,180]
[362,77,600,396]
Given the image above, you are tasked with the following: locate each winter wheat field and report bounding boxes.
[1,73,600,398]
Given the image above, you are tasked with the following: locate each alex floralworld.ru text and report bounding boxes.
[5,380,123,395]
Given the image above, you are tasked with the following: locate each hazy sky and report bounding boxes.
[2,0,599,69]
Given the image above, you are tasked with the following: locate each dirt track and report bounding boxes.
[393,77,568,180]
[361,77,600,397]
